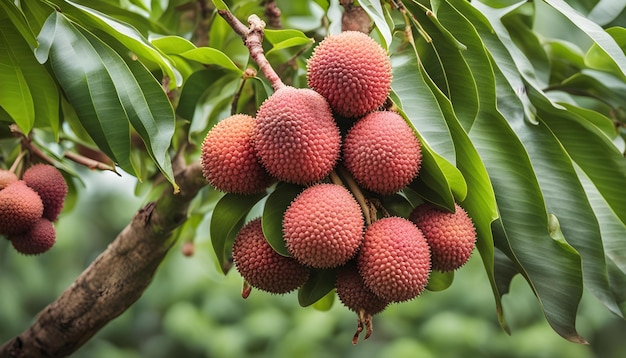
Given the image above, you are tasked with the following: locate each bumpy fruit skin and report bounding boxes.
[283,184,364,268]
[0,169,18,190]
[10,218,56,255]
[409,203,477,271]
[343,111,421,195]
[307,31,392,118]
[23,164,68,221]
[254,86,341,185]
[336,261,388,316]
[0,181,44,236]
[358,217,431,303]
[201,114,274,194]
[233,218,310,294]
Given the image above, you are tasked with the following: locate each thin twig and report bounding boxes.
[217,10,285,91]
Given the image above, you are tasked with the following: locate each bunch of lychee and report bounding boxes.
[200,31,477,343]
[0,164,68,255]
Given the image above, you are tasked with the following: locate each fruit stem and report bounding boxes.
[336,165,373,226]
[218,10,286,92]
[8,150,26,174]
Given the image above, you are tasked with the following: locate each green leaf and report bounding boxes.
[578,166,626,316]
[114,50,178,191]
[426,270,454,291]
[588,0,626,26]
[298,269,336,307]
[178,48,243,73]
[585,27,626,80]
[544,0,626,79]
[391,49,456,165]
[52,0,182,88]
[211,0,229,11]
[311,289,335,311]
[380,193,414,219]
[530,90,626,228]
[262,183,303,256]
[0,0,38,48]
[0,22,35,133]
[264,28,311,45]
[210,192,266,274]
[39,12,133,176]
[441,0,587,342]
[151,35,197,54]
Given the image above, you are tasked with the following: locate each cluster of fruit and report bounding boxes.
[200,31,476,342]
[0,164,68,255]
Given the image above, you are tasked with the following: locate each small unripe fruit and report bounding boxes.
[343,111,421,195]
[254,86,341,185]
[336,261,388,316]
[336,261,389,344]
[232,218,310,294]
[409,203,477,271]
[358,217,431,303]
[283,184,364,268]
[23,164,68,221]
[201,114,274,194]
[307,31,392,118]
[0,181,44,236]
[0,169,18,190]
[10,218,56,255]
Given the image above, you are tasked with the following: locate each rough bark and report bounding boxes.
[0,160,207,358]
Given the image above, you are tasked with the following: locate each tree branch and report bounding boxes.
[218,10,285,91]
[0,161,207,358]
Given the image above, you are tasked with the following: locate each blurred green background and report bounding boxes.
[1,170,625,358]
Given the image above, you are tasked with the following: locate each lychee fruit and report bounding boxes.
[22,164,68,221]
[307,31,392,118]
[0,169,18,190]
[254,86,341,185]
[232,218,310,295]
[409,203,477,271]
[0,181,44,236]
[201,114,274,194]
[342,111,421,195]
[283,184,364,268]
[358,217,431,303]
[10,217,56,255]
[336,261,389,344]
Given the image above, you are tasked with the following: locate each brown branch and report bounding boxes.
[217,10,285,91]
[0,160,207,358]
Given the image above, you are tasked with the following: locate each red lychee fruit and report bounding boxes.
[283,184,364,268]
[232,218,310,295]
[342,111,421,195]
[336,261,389,344]
[307,31,392,118]
[358,217,431,303]
[201,114,274,194]
[10,217,56,255]
[409,203,477,271]
[0,181,44,236]
[254,86,341,185]
[22,164,68,221]
[0,169,18,190]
